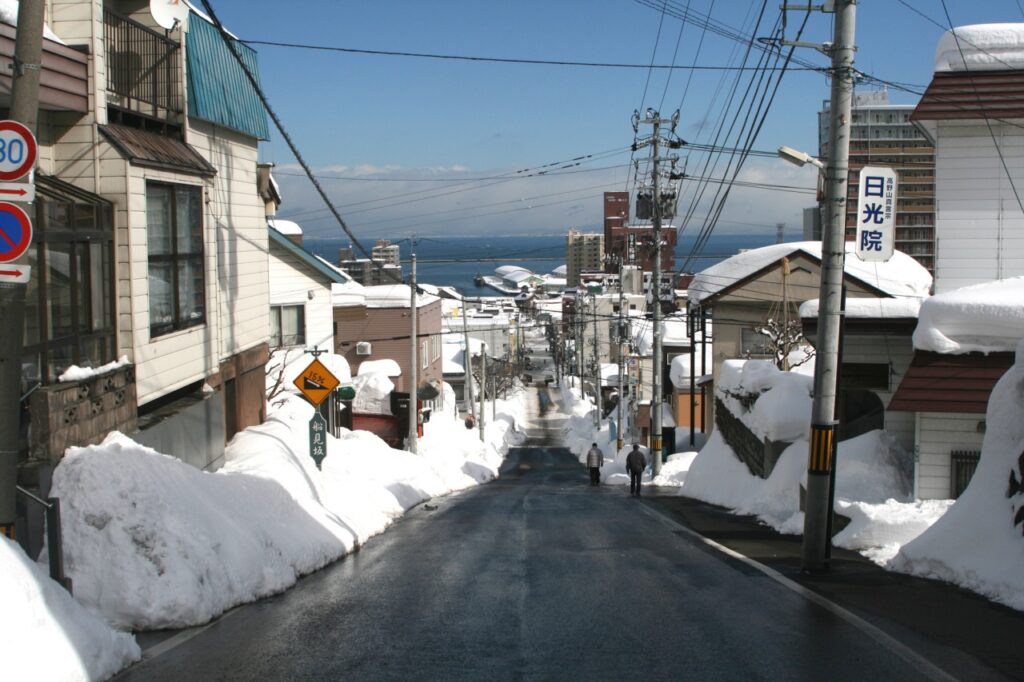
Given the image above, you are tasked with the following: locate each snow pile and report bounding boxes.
[683,359,918,546]
[913,277,1024,354]
[718,359,813,442]
[652,451,698,487]
[833,499,954,565]
[58,356,130,383]
[935,24,1024,72]
[266,350,353,396]
[891,338,1024,610]
[1,537,139,681]
[44,389,528,633]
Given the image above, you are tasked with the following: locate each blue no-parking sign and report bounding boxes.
[0,201,31,263]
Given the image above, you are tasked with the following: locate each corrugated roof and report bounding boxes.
[888,351,1014,413]
[910,71,1024,121]
[186,16,270,140]
[99,124,216,176]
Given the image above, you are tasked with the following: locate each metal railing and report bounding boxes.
[104,9,182,117]
[16,486,72,593]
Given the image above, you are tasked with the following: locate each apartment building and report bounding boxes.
[566,230,603,287]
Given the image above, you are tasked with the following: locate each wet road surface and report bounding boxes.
[118,438,947,681]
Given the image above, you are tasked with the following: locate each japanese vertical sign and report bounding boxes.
[855,166,897,262]
[309,410,327,470]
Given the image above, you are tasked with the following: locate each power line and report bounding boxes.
[240,38,823,72]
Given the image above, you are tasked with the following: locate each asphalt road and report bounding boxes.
[118,441,950,681]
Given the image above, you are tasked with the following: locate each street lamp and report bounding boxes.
[778,145,824,170]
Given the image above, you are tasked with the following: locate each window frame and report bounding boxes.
[147,181,205,337]
[269,304,306,348]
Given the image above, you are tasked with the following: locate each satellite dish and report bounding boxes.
[150,0,190,30]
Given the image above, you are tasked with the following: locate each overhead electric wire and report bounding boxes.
[240,38,822,72]
[196,0,376,263]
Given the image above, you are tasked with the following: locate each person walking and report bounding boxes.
[586,442,603,486]
[625,444,647,497]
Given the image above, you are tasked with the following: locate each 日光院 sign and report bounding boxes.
[855,166,897,262]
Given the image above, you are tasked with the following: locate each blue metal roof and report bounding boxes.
[186,16,270,140]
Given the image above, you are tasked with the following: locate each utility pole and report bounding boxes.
[1,0,44,541]
[799,0,857,571]
[592,290,600,429]
[408,254,418,454]
[462,298,475,420]
[478,346,486,442]
[617,263,626,450]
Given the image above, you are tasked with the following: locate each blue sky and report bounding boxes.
[208,0,1023,239]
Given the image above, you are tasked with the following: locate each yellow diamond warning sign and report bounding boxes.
[294,358,340,406]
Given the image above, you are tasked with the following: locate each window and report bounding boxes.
[740,328,772,357]
[270,305,305,347]
[421,340,429,369]
[22,181,116,389]
[147,182,204,336]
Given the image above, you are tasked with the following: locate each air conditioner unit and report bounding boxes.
[356,341,372,356]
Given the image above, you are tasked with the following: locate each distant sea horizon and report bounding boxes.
[303,232,788,294]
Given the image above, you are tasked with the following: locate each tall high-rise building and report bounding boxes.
[818,90,936,272]
[566,230,604,287]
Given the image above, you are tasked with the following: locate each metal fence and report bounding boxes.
[104,9,182,116]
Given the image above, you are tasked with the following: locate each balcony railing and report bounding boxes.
[104,9,182,119]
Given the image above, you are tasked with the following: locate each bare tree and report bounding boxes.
[750,317,814,371]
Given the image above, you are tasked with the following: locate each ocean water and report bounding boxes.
[303,232,783,294]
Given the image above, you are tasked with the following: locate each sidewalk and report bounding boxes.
[647,492,1024,682]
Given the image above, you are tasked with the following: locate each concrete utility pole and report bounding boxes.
[408,254,418,454]
[802,0,857,571]
[592,291,600,429]
[478,346,486,442]
[0,0,44,540]
[617,264,626,450]
[647,111,665,476]
[462,298,475,420]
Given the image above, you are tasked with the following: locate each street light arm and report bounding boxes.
[778,145,824,170]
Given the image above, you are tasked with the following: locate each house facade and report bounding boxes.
[21,2,271,474]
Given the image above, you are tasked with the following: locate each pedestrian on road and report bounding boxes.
[626,444,647,497]
[586,442,603,486]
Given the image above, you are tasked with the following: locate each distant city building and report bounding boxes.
[818,89,936,272]
[372,239,401,267]
[339,257,373,285]
[605,223,677,274]
[566,230,604,287]
[802,206,821,241]
[603,191,629,246]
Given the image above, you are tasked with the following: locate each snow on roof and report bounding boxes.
[934,24,1024,72]
[363,284,439,309]
[670,354,692,390]
[314,255,354,283]
[912,277,1024,354]
[357,358,401,377]
[267,218,303,236]
[799,297,923,320]
[58,356,130,383]
[495,265,530,276]
[688,241,932,306]
[662,314,689,345]
[551,264,567,276]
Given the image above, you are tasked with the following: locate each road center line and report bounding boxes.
[638,503,959,682]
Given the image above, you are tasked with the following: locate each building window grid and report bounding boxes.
[147,182,205,337]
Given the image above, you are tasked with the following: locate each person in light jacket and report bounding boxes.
[625,444,647,497]
[586,443,603,486]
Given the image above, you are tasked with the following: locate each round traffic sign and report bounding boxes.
[0,120,37,182]
[0,201,33,262]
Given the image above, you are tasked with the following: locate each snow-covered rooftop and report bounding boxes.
[800,297,923,320]
[935,24,1024,72]
[268,218,302,236]
[363,284,439,309]
[495,265,530,276]
[688,241,932,306]
[913,277,1024,354]
[357,358,401,377]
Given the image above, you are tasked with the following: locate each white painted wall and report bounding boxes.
[268,242,335,352]
[916,412,985,500]
[934,120,1024,293]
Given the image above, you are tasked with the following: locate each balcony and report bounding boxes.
[104,9,182,120]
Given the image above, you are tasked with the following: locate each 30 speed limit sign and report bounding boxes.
[0,120,37,182]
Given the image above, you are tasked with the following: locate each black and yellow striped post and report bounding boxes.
[804,421,837,569]
[809,423,835,473]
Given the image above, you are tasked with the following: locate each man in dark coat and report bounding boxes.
[586,443,603,486]
[625,444,647,497]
